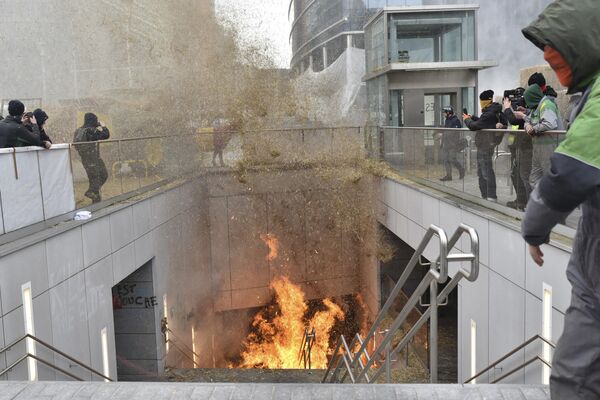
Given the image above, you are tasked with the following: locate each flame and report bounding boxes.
[260,233,279,262]
[236,276,344,369]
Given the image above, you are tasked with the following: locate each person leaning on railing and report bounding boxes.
[521,0,600,398]
[503,93,532,211]
[463,90,508,202]
[0,100,52,149]
[523,83,563,190]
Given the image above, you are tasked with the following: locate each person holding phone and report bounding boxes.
[0,100,51,149]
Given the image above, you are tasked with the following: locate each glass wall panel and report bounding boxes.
[461,87,476,116]
[365,15,385,72]
[367,75,388,125]
[388,11,475,63]
[389,90,404,126]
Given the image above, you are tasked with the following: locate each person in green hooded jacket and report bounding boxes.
[523,83,563,189]
[521,0,600,398]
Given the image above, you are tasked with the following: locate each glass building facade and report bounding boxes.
[290,0,436,73]
[290,0,366,73]
[364,7,479,126]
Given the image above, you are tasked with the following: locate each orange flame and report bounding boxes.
[236,276,344,369]
[260,233,279,262]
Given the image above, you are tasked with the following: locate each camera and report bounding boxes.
[504,87,525,110]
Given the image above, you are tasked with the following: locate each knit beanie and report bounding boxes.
[528,72,546,89]
[479,90,494,101]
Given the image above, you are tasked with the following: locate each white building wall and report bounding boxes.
[379,177,572,384]
[0,180,207,381]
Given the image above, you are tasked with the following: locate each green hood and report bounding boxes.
[524,84,544,108]
[522,0,600,92]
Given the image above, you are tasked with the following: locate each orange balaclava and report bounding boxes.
[544,46,573,88]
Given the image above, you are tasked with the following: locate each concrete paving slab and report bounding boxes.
[0,382,550,400]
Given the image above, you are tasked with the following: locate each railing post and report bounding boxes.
[430,280,439,383]
[386,340,392,383]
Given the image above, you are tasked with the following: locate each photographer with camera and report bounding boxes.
[22,109,52,145]
[439,106,465,182]
[73,113,110,204]
[502,87,532,210]
[0,100,51,149]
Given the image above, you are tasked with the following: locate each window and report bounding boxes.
[388,11,475,64]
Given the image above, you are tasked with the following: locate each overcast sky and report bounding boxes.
[215,0,292,68]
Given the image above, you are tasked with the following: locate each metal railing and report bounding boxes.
[465,334,556,384]
[161,318,201,368]
[298,327,316,369]
[376,126,579,232]
[323,223,479,384]
[0,333,112,381]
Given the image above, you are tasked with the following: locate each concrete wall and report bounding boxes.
[0,165,378,377]
[205,169,370,313]
[0,146,75,234]
[0,180,209,381]
[0,1,215,103]
[379,177,572,384]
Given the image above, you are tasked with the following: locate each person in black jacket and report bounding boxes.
[463,90,507,201]
[502,93,532,210]
[73,113,110,203]
[439,106,465,181]
[32,109,52,143]
[0,100,51,149]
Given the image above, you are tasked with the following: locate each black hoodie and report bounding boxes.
[465,102,507,148]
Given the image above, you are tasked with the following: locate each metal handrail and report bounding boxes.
[298,328,316,369]
[464,334,556,384]
[379,126,568,135]
[323,224,479,384]
[163,326,201,368]
[166,339,200,368]
[0,333,112,381]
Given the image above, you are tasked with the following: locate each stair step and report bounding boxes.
[166,368,325,384]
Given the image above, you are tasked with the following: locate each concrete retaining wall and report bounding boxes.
[379,177,572,384]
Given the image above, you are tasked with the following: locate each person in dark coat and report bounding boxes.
[463,90,507,201]
[0,100,51,149]
[212,118,232,167]
[73,113,110,203]
[503,90,532,210]
[439,106,465,181]
[32,109,52,143]
[521,1,600,397]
